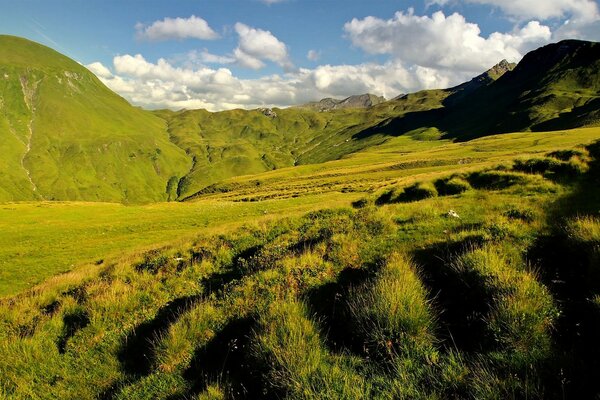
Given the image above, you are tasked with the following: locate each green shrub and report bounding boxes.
[513,157,588,179]
[351,197,370,209]
[435,176,471,196]
[467,170,532,190]
[135,250,170,274]
[546,149,586,161]
[503,207,535,222]
[398,182,438,202]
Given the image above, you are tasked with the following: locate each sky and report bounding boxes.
[1,0,599,111]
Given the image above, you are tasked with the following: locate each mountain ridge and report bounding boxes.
[293,93,387,111]
[0,36,599,202]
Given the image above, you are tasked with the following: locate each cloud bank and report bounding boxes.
[88,5,599,111]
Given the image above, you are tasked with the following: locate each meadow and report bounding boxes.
[2,128,599,297]
[2,128,600,398]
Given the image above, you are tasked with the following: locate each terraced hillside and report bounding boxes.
[3,137,600,399]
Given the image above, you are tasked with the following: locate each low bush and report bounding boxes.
[467,170,532,190]
[397,181,438,202]
[435,176,471,196]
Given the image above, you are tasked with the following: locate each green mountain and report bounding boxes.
[359,40,600,141]
[0,36,598,202]
[0,35,191,202]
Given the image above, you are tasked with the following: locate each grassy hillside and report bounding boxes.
[2,131,600,398]
[2,127,598,296]
[162,41,600,199]
[0,35,192,202]
[157,89,455,198]
[358,40,600,142]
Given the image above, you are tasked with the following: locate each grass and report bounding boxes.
[0,193,356,296]
[1,128,597,297]
[3,138,600,398]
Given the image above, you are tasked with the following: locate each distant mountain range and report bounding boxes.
[0,35,598,202]
[293,93,387,112]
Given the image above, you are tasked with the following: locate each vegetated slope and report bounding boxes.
[161,57,520,199]
[2,127,598,297]
[3,138,600,399]
[0,35,191,202]
[359,40,600,141]
[157,106,396,198]
[158,86,468,198]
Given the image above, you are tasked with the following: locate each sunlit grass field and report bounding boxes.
[2,131,600,398]
[1,127,599,297]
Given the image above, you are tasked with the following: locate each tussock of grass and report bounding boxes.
[348,253,436,361]
[453,247,557,367]
[467,170,535,190]
[252,298,373,398]
[434,176,471,195]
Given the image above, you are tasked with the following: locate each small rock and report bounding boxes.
[447,210,460,219]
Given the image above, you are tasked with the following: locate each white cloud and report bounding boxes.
[260,0,286,4]
[136,15,219,41]
[86,61,112,78]
[233,23,294,70]
[428,0,600,40]
[88,55,425,111]
[190,49,236,65]
[307,50,321,61]
[344,10,551,74]
[443,0,600,21]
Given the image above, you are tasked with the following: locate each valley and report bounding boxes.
[0,32,600,399]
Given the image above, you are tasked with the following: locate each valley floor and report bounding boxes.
[1,128,599,297]
[2,128,600,398]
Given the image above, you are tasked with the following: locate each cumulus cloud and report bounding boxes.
[189,49,236,65]
[86,61,112,78]
[437,0,600,21]
[87,8,592,112]
[233,23,294,70]
[428,0,600,41]
[307,50,321,61]
[136,15,219,41]
[344,10,551,74]
[87,55,426,111]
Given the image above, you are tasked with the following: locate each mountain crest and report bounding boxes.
[295,93,386,111]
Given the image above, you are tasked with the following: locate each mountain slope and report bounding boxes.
[158,62,514,198]
[0,35,191,202]
[357,40,600,141]
[294,93,387,111]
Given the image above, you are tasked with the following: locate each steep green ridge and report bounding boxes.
[1,37,598,202]
[159,88,462,198]
[0,35,191,202]
[360,40,600,141]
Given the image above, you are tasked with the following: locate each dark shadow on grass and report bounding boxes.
[411,236,494,353]
[179,317,268,399]
[57,308,90,354]
[304,267,375,355]
[117,294,202,376]
[523,139,600,398]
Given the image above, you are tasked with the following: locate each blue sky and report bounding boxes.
[2,0,599,110]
